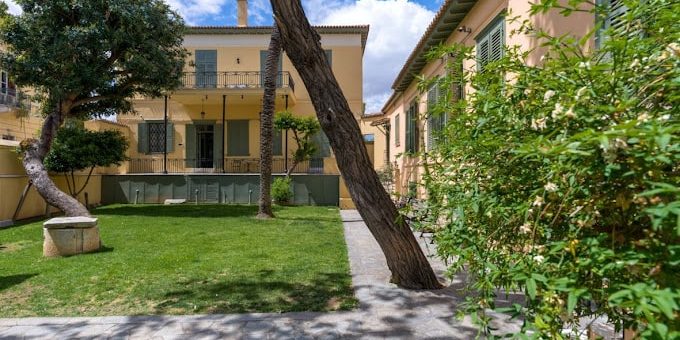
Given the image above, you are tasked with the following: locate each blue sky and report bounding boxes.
[3,0,443,112]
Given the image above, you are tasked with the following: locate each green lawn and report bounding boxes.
[0,205,356,317]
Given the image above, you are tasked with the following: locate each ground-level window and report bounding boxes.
[148,123,166,153]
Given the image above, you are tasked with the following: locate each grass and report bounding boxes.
[0,204,357,317]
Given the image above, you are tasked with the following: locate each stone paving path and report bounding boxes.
[0,210,519,339]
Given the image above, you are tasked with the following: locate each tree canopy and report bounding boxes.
[0,0,187,118]
[0,0,187,217]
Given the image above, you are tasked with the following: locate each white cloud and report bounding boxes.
[164,0,231,25]
[316,0,435,113]
[2,0,21,15]
[2,0,435,113]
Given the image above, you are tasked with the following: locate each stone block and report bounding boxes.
[43,217,98,229]
[164,199,187,205]
[43,226,101,257]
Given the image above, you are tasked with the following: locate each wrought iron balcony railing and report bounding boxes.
[127,157,325,175]
[0,88,32,114]
[180,71,295,92]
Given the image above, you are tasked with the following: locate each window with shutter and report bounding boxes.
[395,114,400,147]
[148,122,165,153]
[476,16,505,71]
[195,50,217,88]
[273,129,283,156]
[227,120,250,156]
[324,50,332,67]
[138,122,149,154]
[427,83,438,151]
[406,101,419,153]
[596,0,630,48]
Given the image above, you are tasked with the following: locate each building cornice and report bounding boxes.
[382,0,477,112]
[186,25,370,52]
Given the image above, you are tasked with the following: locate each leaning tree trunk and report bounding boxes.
[258,27,282,219]
[20,103,91,217]
[270,0,442,289]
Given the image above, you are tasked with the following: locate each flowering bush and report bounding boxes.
[418,0,679,337]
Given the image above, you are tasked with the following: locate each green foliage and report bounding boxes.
[274,111,321,169]
[271,177,294,204]
[45,124,128,196]
[45,125,128,173]
[418,0,680,337]
[0,0,187,118]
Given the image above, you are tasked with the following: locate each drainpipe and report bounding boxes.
[163,95,168,174]
[222,94,227,173]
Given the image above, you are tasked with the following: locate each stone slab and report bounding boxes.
[43,216,98,229]
[164,199,187,205]
[43,226,101,257]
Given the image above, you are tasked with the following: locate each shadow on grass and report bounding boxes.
[93,204,259,218]
[154,271,356,315]
[0,273,37,291]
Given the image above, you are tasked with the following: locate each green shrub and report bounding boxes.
[272,177,293,204]
[418,0,679,338]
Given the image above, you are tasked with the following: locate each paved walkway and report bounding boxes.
[0,210,519,339]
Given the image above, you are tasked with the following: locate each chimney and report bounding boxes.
[237,0,248,27]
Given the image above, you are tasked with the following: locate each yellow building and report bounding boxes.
[115,2,368,208]
[376,0,596,197]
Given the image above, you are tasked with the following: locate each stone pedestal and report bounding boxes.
[43,217,101,257]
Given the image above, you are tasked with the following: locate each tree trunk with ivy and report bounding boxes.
[270,0,442,289]
[257,27,282,219]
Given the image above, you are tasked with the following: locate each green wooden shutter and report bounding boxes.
[273,128,283,156]
[477,17,504,71]
[489,23,504,63]
[597,0,630,48]
[138,122,149,154]
[427,84,438,150]
[185,124,196,167]
[405,108,412,152]
[166,122,174,153]
[324,50,332,67]
[213,124,223,168]
[228,120,250,156]
[312,132,331,157]
[413,102,420,152]
[395,114,400,147]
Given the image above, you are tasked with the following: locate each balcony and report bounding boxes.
[126,157,326,175]
[179,71,295,92]
[0,88,31,114]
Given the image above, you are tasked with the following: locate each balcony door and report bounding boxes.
[185,123,223,170]
[195,50,217,88]
[196,125,214,168]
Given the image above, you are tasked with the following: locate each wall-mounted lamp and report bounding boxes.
[200,95,207,119]
[236,57,241,64]
[458,26,472,33]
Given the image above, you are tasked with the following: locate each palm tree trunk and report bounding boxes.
[270,0,442,289]
[257,27,282,219]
